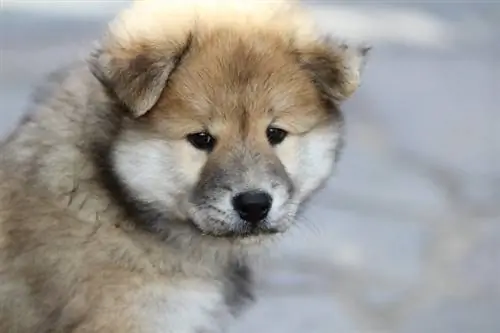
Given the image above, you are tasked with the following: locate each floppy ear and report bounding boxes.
[88,34,193,118]
[298,38,370,106]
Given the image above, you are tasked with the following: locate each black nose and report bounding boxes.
[232,190,272,223]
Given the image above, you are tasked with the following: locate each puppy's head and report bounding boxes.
[89,0,369,241]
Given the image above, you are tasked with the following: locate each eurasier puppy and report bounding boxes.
[0,0,369,332]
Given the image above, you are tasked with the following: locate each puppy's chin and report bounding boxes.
[186,218,279,239]
[198,223,281,239]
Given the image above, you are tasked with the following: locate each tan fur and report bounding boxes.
[0,0,369,332]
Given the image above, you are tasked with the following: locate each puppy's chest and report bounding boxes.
[137,267,254,333]
[138,283,228,333]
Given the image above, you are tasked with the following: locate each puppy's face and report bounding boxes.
[91,30,367,240]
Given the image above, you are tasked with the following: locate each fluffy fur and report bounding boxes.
[0,0,369,332]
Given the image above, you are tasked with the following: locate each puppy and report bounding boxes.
[0,0,369,332]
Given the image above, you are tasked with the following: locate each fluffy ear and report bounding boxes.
[298,38,371,105]
[88,35,193,118]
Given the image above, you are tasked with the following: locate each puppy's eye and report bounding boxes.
[266,127,288,146]
[186,132,216,151]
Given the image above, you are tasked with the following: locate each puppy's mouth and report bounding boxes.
[221,225,281,238]
[187,219,281,239]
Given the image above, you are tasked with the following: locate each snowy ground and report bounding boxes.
[2,1,500,332]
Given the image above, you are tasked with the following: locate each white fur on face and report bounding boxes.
[112,132,207,220]
[276,123,341,203]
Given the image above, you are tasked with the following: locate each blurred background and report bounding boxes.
[1,1,499,332]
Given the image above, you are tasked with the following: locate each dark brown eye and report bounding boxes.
[266,127,288,146]
[186,132,216,151]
